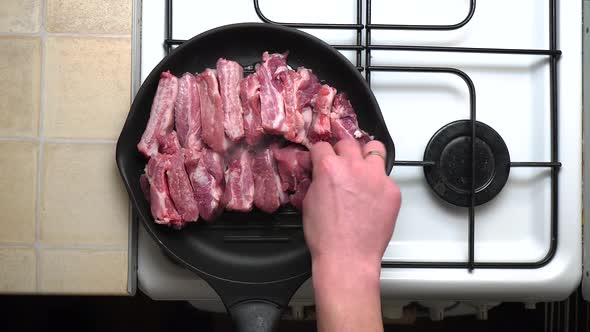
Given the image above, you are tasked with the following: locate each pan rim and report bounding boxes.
[116,22,392,284]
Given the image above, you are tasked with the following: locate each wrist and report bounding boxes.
[312,254,381,295]
[311,255,384,332]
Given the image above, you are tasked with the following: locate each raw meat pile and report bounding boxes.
[138,52,371,228]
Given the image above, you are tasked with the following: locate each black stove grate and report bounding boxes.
[162,0,562,271]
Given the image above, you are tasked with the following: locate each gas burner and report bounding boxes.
[423,120,510,207]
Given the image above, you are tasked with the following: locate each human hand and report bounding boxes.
[303,139,401,271]
[302,139,401,332]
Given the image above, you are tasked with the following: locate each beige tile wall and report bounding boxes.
[39,249,128,294]
[45,37,131,139]
[0,0,132,294]
[0,37,41,137]
[0,0,42,33]
[0,248,36,293]
[0,142,37,245]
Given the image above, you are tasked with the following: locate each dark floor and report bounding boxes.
[0,290,585,332]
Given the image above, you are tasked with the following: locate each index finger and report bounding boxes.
[310,141,336,168]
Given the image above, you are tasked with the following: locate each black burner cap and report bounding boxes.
[423,120,510,207]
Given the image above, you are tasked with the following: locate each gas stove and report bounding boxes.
[131,0,584,320]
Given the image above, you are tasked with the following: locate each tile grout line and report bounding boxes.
[35,0,48,293]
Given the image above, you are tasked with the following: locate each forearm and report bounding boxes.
[312,258,384,332]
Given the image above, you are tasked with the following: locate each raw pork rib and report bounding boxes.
[252,147,287,213]
[301,107,313,139]
[282,67,322,145]
[240,74,264,145]
[296,67,321,110]
[183,147,201,174]
[273,145,311,192]
[223,148,254,212]
[308,85,336,143]
[145,154,181,225]
[257,52,288,134]
[166,152,200,223]
[157,131,181,155]
[139,174,150,203]
[174,73,202,149]
[293,67,321,145]
[138,71,178,157]
[278,70,303,143]
[183,147,201,205]
[197,69,227,153]
[330,93,372,144]
[289,178,310,210]
[145,152,199,227]
[273,145,312,209]
[187,148,225,221]
[217,58,245,141]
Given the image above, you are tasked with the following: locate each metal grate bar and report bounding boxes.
[165,38,364,51]
[394,160,436,167]
[549,0,560,270]
[369,45,561,56]
[252,0,364,70]
[511,162,562,167]
[165,0,173,54]
[253,0,363,29]
[367,0,476,31]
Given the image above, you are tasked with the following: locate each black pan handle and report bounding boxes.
[229,300,282,332]
[207,273,310,332]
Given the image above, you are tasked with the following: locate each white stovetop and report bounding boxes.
[137,0,582,303]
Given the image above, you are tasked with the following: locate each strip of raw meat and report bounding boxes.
[187,148,225,221]
[288,67,321,145]
[139,174,150,203]
[289,107,314,149]
[240,74,264,145]
[273,145,312,210]
[289,178,311,210]
[330,93,372,144]
[272,145,312,192]
[166,152,200,224]
[217,58,245,141]
[183,147,201,175]
[174,72,202,149]
[157,131,181,154]
[299,107,313,145]
[145,154,181,225]
[138,71,178,157]
[278,70,306,143]
[202,148,225,184]
[197,69,227,153]
[252,146,287,213]
[223,148,254,212]
[308,85,336,143]
[296,67,321,110]
[257,52,288,134]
